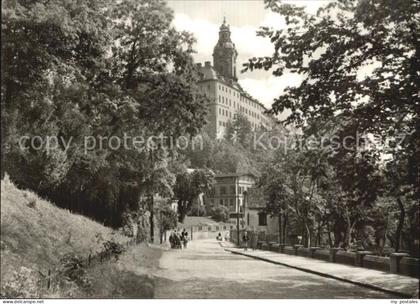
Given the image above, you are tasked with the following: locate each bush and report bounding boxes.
[209,205,229,223]
[188,204,207,217]
[102,240,125,261]
[120,210,150,243]
[1,266,39,298]
[58,254,91,290]
[158,206,178,231]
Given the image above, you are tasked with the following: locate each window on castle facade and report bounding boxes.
[258,212,267,226]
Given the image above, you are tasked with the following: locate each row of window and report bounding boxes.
[239,106,260,120]
[209,185,248,196]
[218,84,239,98]
[218,107,232,118]
[202,81,265,113]
[218,120,260,129]
[219,198,235,207]
[218,96,262,121]
[240,95,262,110]
[218,84,263,113]
[218,95,233,107]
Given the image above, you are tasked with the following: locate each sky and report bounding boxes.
[167,0,332,110]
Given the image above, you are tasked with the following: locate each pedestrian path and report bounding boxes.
[224,246,419,298]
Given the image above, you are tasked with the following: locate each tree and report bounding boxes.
[260,163,290,244]
[157,205,178,231]
[173,168,215,222]
[209,205,230,223]
[1,0,209,228]
[245,0,419,251]
[225,113,252,148]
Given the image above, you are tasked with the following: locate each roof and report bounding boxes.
[196,64,268,112]
[215,173,256,179]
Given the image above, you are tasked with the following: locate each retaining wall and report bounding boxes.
[313,249,330,261]
[400,257,420,278]
[363,255,390,272]
[230,235,419,278]
[335,251,357,266]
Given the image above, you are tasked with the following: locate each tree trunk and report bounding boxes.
[278,212,282,244]
[283,213,288,245]
[150,195,154,242]
[305,223,311,247]
[344,210,353,249]
[315,220,322,246]
[395,197,405,252]
[327,224,333,248]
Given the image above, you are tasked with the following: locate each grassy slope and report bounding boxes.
[1,177,127,279]
[0,177,162,298]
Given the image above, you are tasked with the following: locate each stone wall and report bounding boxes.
[363,255,390,272]
[234,238,419,278]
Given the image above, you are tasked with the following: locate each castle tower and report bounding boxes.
[213,17,238,81]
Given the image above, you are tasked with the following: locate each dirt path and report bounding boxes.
[154,239,392,299]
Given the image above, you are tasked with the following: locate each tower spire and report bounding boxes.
[213,18,238,81]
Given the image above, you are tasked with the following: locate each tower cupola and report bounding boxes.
[213,17,238,81]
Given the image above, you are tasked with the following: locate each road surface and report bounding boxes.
[154,239,392,298]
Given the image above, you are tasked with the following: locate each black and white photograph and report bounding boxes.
[1,0,419,302]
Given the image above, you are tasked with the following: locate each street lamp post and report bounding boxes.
[236,191,247,247]
[236,210,240,246]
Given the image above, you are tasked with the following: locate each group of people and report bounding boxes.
[169,229,189,249]
[216,232,229,241]
[241,230,258,251]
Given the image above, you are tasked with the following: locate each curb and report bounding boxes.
[225,248,413,298]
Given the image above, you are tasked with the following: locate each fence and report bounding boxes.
[37,238,137,293]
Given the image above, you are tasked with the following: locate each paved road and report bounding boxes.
[154,239,392,299]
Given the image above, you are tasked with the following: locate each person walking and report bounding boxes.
[242,231,249,251]
[169,230,175,249]
[250,229,258,251]
[182,229,189,249]
[174,230,182,249]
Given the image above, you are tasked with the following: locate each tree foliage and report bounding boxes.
[1,0,208,227]
[246,0,419,253]
[173,168,215,222]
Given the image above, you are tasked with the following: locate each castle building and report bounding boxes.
[196,18,272,138]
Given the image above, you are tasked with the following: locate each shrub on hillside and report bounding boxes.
[58,254,91,290]
[209,206,229,223]
[102,240,125,261]
[0,266,39,298]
